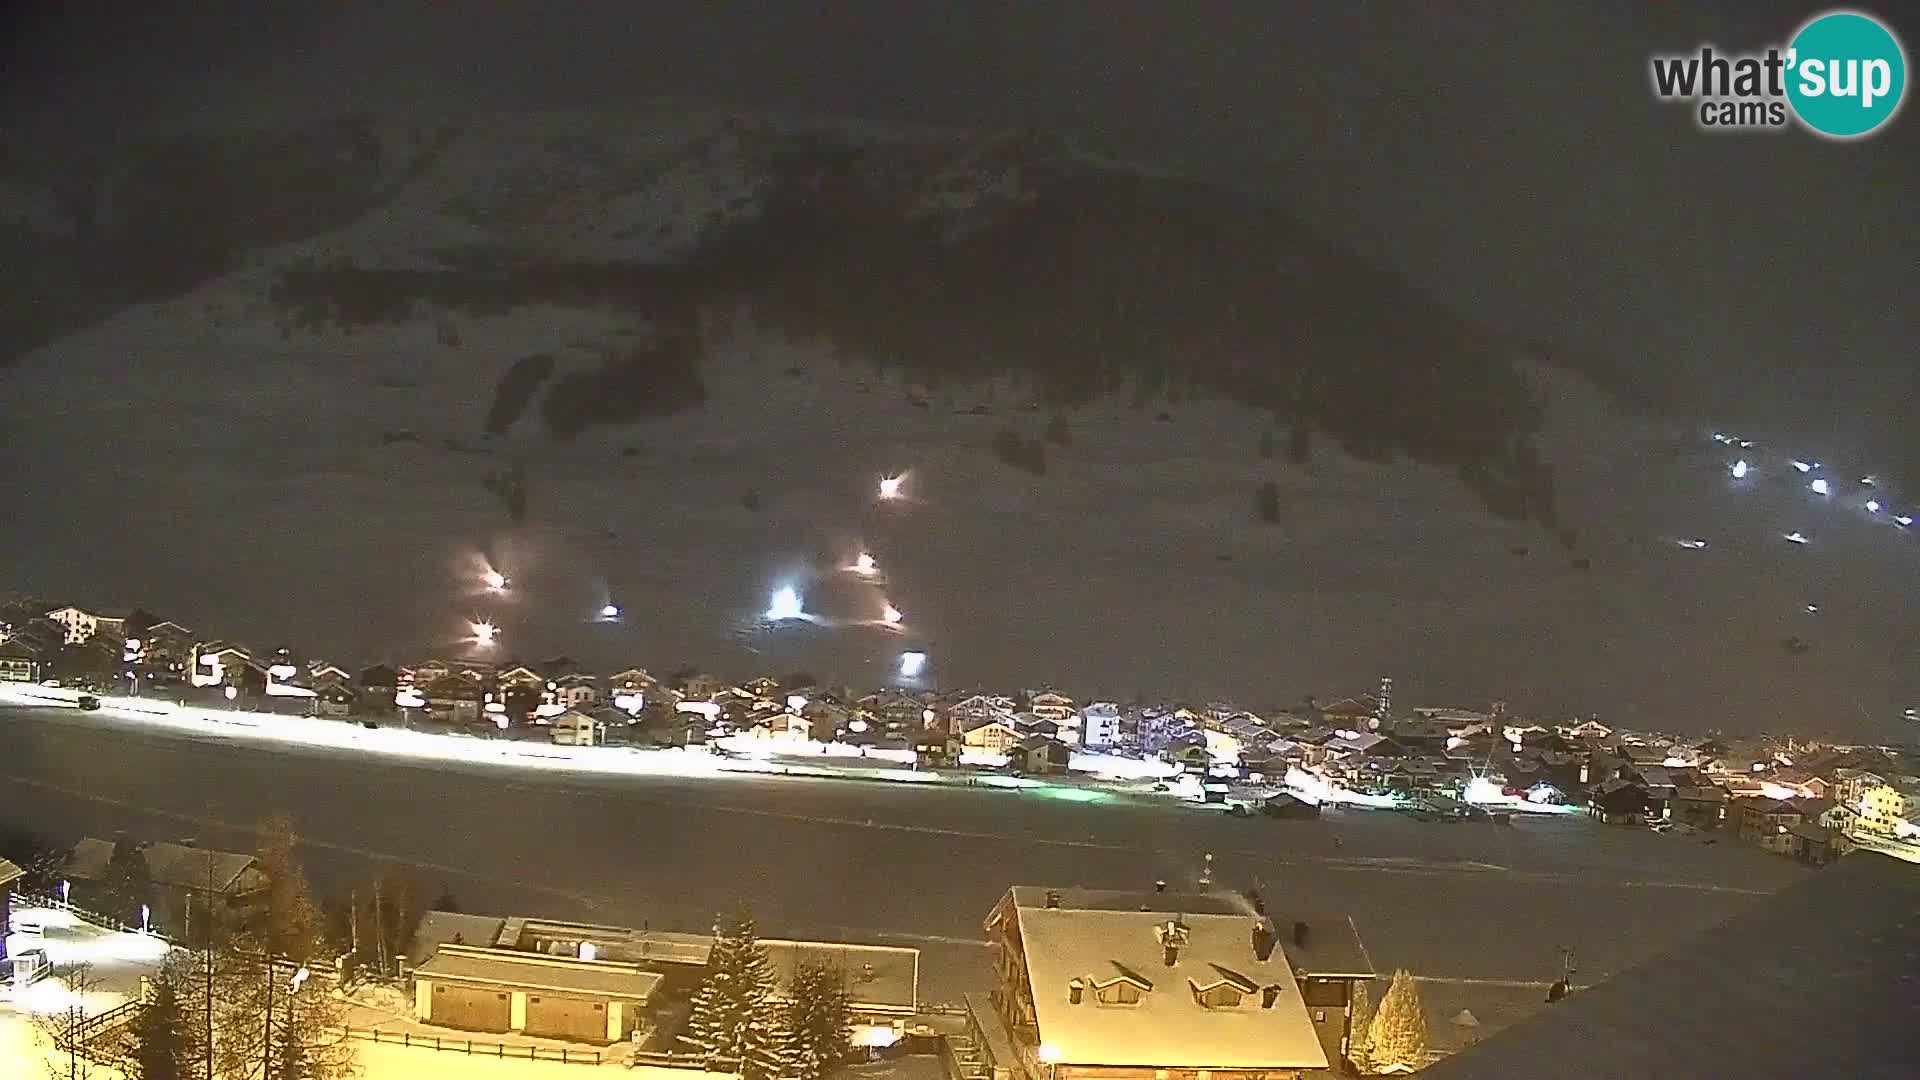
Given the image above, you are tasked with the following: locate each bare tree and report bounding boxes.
[31,961,108,1080]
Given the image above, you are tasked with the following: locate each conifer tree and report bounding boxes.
[682,910,784,1068]
[125,972,194,1080]
[1345,977,1375,1074]
[1366,969,1430,1072]
[785,962,852,1080]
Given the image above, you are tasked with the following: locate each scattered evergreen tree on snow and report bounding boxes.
[682,910,784,1069]
[740,990,799,1080]
[785,962,853,1080]
[1345,977,1375,1074]
[1365,969,1430,1072]
[125,972,194,1080]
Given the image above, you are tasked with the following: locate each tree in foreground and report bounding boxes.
[1344,977,1375,1074]
[1365,969,1430,1072]
[682,909,791,1076]
[785,962,853,1080]
[125,971,194,1080]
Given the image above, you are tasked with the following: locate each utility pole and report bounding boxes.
[372,878,388,977]
[205,847,215,1080]
[263,951,276,1080]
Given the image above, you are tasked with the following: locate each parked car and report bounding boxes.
[76,695,101,711]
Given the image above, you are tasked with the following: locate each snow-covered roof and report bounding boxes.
[68,838,258,894]
[1416,853,1920,1080]
[0,857,23,888]
[418,944,662,1001]
[1013,907,1327,1069]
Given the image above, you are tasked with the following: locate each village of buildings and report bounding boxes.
[6,596,1920,1076]
[7,599,1920,864]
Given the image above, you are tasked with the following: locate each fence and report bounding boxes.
[335,1026,602,1065]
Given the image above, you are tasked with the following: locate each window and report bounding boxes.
[1193,984,1245,1009]
[1095,981,1143,1005]
[1314,1010,1327,1022]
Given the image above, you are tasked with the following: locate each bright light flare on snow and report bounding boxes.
[852,552,878,576]
[765,585,806,622]
[1861,475,1877,487]
[1896,515,1914,527]
[1674,538,1708,550]
[898,651,928,678]
[878,474,906,500]
[881,603,904,626]
[1730,459,1750,479]
[471,621,500,645]
[1783,531,1809,544]
[1865,500,1881,513]
[482,569,509,593]
[1791,460,1814,473]
[1809,478,1831,495]
[599,604,621,620]
[1805,604,1820,613]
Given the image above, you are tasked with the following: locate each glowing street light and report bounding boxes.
[483,569,509,593]
[472,620,500,646]
[882,603,904,626]
[898,651,928,679]
[1866,500,1881,513]
[878,474,905,500]
[1791,460,1815,474]
[766,585,805,622]
[853,552,879,576]
[1896,515,1914,527]
[1730,459,1750,479]
[600,604,621,620]
[1809,478,1830,495]
[1783,531,1809,545]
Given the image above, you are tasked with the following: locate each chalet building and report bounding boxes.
[0,641,39,682]
[65,837,268,941]
[977,887,1375,1079]
[1587,780,1652,825]
[1028,691,1078,724]
[915,731,963,767]
[0,857,24,963]
[45,606,127,646]
[1735,799,1805,855]
[964,718,1023,755]
[1013,734,1072,776]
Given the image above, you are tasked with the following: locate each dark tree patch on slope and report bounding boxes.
[267,126,1560,528]
[540,333,707,442]
[484,353,557,436]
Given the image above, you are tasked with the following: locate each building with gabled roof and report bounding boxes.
[978,886,1375,1078]
[65,836,268,939]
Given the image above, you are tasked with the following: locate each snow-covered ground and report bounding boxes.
[3,110,1915,737]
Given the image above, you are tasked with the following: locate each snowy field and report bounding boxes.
[3,109,1915,735]
[2,703,1807,1016]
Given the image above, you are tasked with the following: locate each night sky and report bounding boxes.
[3,3,1916,729]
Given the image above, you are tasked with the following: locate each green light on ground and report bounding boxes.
[1035,786,1109,803]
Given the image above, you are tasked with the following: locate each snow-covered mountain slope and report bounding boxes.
[2,108,1914,736]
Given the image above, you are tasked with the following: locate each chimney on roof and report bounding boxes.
[1292,921,1309,946]
[1252,920,1277,962]
[1154,879,1167,894]
[1159,918,1190,967]
[1261,984,1281,1009]
[1045,889,1061,909]
[1068,978,1084,1005]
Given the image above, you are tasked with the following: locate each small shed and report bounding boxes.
[1262,793,1323,820]
[413,944,659,1044]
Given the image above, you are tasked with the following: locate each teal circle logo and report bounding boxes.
[1786,11,1907,138]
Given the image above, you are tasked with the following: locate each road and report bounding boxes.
[1,704,1807,1004]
